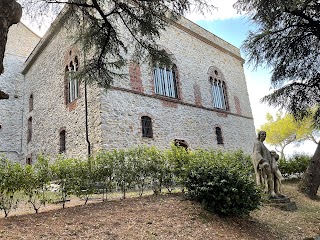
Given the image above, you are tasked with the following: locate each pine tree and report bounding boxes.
[1,0,213,84]
[234,0,320,198]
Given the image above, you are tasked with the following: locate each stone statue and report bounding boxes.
[0,0,22,74]
[253,130,285,199]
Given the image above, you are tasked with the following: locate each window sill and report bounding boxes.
[155,94,180,101]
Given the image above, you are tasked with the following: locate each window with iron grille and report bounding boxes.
[66,56,79,103]
[141,116,153,138]
[59,130,66,153]
[215,127,224,144]
[153,66,178,98]
[211,77,227,110]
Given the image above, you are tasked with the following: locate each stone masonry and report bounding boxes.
[0,23,40,162]
[4,10,256,163]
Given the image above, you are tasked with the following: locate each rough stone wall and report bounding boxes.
[101,90,255,153]
[22,14,256,160]
[0,23,40,162]
[100,18,256,154]
[22,24,103,161]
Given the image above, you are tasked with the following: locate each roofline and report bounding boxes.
[18,22,42,39]
[23,8,244,75]
[22,7,70,75]
[171,19,244,63]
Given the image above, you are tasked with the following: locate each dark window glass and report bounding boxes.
[27,117,32,143]
[29,94,33,112]
[59,130,66,153]
[26,157,32,165]
[141,116,153,138]
[216,127,224,144]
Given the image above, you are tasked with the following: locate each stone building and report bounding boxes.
[1,10,256,163]
[0,23,40,162]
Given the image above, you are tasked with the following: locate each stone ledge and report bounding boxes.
[268,197,298,211]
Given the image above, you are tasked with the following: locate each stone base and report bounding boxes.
[268,197,297,211]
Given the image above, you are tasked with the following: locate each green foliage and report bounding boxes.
[22,155,51,213]
[50,157,78,208]
[0,157,24,217]
[278,154,311,178]
[259,112,318,159]
[234,0,320,125]
[185,150,260,216]
[20,0,213,89]
[1,146,260,217]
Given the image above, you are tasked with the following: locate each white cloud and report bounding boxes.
[186,0,241,21]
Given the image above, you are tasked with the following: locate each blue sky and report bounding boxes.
[22,1,317,156]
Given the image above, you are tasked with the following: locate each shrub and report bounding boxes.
[22,155,51,213]
[50,157,78,208]
[0,158,24,217]
[185,150,261,216]
[278,153,311,178]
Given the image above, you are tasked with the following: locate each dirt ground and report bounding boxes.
[0,183,319,240]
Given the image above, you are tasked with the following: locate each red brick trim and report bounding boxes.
[129,62,144,93]
[193,83,202,107]
[234,95,242,115]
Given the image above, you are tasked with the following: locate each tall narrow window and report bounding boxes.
[29,94,33,112]
[141,116,153,138]
[211,77,227,110]
[59,130,66,153]
[153,66,178,98]
[27,117,32,143]
[215,127,224,144]
[66,55,79,103]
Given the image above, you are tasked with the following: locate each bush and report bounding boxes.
[278,153,311,178]
[185,150,261,216]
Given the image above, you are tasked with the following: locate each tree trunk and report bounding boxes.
[299,142,320,199]
[0,0,22,74]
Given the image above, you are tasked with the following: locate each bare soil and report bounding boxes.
[0,182,319,240]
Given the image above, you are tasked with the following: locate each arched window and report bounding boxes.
[141,116,153,138]
[59,130,66,153]
[153,65,178,98]
[27,117,32,143]
[65,52,79,104]
[29,94,33,112]
[208,67,228,111]
[215,127,224,144]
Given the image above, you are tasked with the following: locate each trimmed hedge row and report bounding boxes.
[278,153,311,178]
[0,146,260,217]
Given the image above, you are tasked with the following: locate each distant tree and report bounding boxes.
[0,0,22,74]
[234,0,320,198]
[1,0,213,87]
[260,112,319,159]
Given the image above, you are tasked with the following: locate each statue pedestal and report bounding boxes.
[268,197,297,211]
